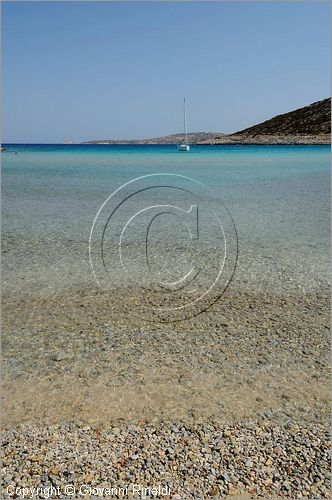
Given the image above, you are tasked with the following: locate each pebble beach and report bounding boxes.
[2,420,330,499]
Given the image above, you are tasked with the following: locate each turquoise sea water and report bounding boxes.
[2,144,330,296]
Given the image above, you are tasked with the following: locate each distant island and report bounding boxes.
[81,98,330,145]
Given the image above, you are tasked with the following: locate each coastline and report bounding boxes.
[211,134,331,145]
[80,135,330,146]
[2,136,330,147]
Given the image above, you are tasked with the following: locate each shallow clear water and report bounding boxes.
[2,144,330,296]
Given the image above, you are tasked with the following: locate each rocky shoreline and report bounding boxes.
[209,134,331,145]
[81,134,330,146]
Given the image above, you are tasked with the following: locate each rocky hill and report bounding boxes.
[233,98,330,137]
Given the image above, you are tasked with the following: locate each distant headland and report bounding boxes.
[81,98,330,146]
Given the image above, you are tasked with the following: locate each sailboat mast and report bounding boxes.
[184,98,188,144]
[177,98,190,151]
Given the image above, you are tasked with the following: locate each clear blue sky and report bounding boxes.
[2,1,330,143]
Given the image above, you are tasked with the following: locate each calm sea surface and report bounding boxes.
[2,144,330,296]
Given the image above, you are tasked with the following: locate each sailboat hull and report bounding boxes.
[177,144,190,151]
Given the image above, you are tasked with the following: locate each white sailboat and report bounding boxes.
[177,98,190,151]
